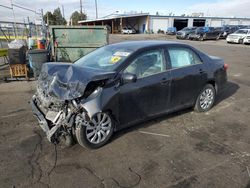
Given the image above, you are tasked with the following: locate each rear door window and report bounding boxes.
[168,47,202,69]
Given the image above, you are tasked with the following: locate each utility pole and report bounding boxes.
[27,16,31,37]
[47,13,49,25]
[41,9,46,38]
[10,0,17,38]
[95,0,98,18]
[80,0,83,13]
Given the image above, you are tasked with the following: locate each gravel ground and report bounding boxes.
[0,34,250,188]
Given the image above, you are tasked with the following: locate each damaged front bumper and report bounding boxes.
[31,92,102,144]
[31,96,63,143]
[31,96,50,133]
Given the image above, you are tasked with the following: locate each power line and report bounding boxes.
[12,3,42,15]
[1,2,42,15]
[0,4,12,9]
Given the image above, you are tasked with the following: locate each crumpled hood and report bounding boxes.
[38,62,116,101]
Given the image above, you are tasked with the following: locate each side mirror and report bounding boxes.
[121,73,137,84]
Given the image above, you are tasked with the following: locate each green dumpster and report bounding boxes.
[50,26,109,62]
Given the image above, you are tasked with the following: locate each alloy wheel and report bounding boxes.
[86,113,112,144]
[199,88,214,110]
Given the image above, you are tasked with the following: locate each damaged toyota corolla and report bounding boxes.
[31,41,228,149]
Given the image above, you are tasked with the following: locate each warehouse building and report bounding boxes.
[79,13,250,34]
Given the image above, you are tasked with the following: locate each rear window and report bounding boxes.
[168,47,202,69]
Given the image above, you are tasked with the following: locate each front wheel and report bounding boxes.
[216,34,220,40]
[199,35,204,41]
[75,112,114,149]
[194,84,216,112]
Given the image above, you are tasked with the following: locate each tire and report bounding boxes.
[199,35,204,41]
[75,112,114,149]
[194,84,216,112]
[239,39,243,44]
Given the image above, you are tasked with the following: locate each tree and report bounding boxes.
[43,11,56,25]
[43,8,67,25]
[70,11,87,25]
[53,8,67,25]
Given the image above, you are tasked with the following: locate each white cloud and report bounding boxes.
[186,0,250,17]
[2,0,249,24]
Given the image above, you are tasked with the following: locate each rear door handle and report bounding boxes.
[161,78,170,85]
[199,69,205,74]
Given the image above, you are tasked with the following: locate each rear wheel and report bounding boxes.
[194,84,216,112]
[75,112,114,149]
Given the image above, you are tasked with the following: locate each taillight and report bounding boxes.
[223,63,229,71]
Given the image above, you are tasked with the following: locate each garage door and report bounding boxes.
[152,18,170,32]
[210,20,222,27]
[241,20,250,25]
[230,20,239,25]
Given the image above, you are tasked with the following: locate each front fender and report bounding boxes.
[80,85,119,121]
[81,97,102,119]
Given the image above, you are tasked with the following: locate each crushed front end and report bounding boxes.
[31,86,90,145]
[31,62,115,146]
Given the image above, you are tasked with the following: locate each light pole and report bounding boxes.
[80,0,83,13]
[95,0,98,19]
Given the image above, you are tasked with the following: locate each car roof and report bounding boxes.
[107,40,183,51]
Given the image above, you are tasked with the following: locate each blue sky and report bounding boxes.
[0,0,250,23]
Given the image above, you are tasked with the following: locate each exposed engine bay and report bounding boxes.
[31,62,116,146]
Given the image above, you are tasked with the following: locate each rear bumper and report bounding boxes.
[216,72,228,94]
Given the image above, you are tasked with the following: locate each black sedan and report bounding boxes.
[31,41,228,149]
[176,27,197,39]
[189,27,222,41]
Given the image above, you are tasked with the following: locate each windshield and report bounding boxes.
[182,27,195,31]
[235,30,248,34]
[196,27,204,32]
[74,45,132,71]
